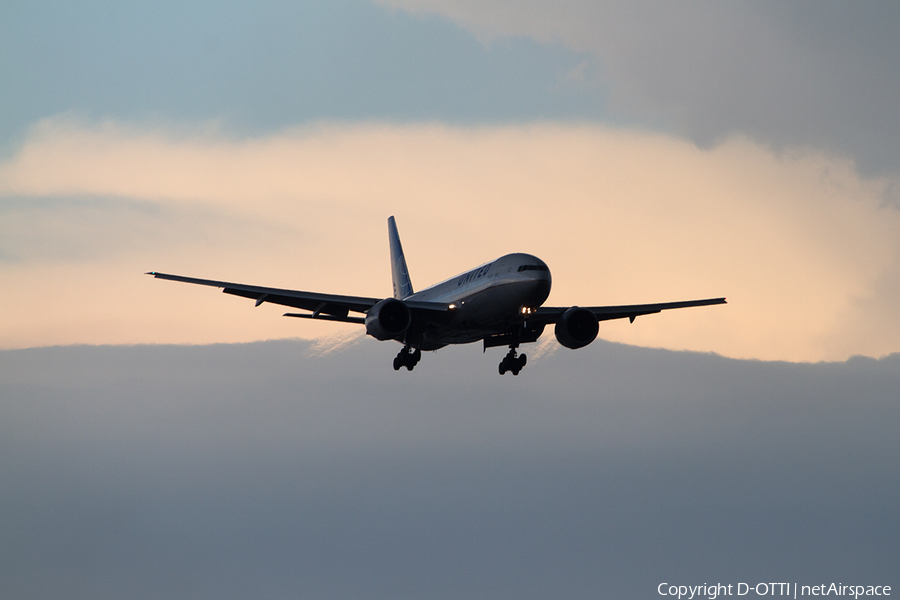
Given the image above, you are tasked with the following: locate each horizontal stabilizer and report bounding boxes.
[283,313,366,324]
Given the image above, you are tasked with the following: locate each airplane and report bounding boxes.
[147,216,725,375]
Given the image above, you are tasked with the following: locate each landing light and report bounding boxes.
[521,306,535,315]
[449,303,457,310]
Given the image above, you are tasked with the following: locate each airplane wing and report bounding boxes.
[146,271,453,323]
[532,297,727,324]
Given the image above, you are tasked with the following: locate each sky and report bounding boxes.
[2,0,900,361]
[1,2,899,598]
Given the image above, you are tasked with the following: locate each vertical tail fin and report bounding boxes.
[388,216,414,299]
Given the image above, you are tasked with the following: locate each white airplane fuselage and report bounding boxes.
[406,253,551,349]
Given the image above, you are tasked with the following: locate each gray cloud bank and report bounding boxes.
[2,340,897,599]
[385,1,900,176]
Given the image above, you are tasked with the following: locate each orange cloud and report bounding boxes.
[2,117,898,361]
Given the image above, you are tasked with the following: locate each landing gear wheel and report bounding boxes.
[499,348,526,376]
[394,345,421,372]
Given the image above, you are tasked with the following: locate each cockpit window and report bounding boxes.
[517,264,549,272]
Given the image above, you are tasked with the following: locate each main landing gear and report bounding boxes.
[393,345,421,371]
[498,347,527,376]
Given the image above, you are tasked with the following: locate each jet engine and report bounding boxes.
[365,298,412,341]
[554,307,599,349]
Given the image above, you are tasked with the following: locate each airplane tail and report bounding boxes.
[388,216,414,299]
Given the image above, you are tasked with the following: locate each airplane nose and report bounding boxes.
[529,276,552,306]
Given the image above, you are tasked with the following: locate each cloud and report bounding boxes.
[2,117,899,361]
[2,341,898,598]
[376,1,900,175]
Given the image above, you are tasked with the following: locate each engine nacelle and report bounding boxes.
[554,306,599,349]
[365,298,412,341]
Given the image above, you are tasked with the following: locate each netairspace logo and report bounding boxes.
[657,583,892,600]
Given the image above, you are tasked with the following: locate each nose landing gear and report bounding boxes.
[498,347,527,376]
[393,345,422,371]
